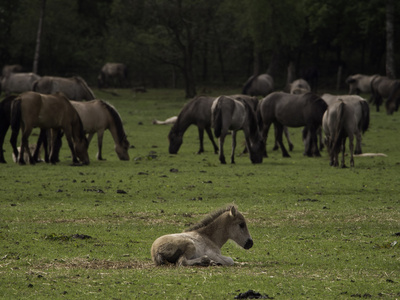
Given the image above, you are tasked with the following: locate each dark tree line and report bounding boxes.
[1,0,398,97]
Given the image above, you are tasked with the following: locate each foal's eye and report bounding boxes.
[239,223,245,229]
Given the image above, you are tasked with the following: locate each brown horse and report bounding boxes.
[257,92,327,158]
[70,100,130,161]
[10,92,89,165]
[33,76,95,101]
[151,205,253,266]
[370,75,400,114]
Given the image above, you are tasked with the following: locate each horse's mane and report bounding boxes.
[100,100,127,143]
[170,96,205,133]
[73,76,95,99]
[242,75,256,94]
[184,205,235,232]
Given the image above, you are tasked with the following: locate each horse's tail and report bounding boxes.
[243,100,258,138]
[360,100,370,133]
[212,98,223,138]
[242,75,256,95]
[333,101,346,153]
[388,80,400,112]
[10,97,22,158]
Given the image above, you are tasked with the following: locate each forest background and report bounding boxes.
[0,0,399,98]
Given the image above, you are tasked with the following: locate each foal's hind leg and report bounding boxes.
[275,124,290,157]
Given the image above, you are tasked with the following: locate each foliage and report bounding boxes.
[0,88,400,299]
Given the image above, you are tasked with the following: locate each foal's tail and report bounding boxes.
[213,98,223,138]
[10,97,22,158]
[333,101,346,153]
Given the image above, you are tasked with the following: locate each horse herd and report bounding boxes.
[167,72,399,168]
[0,66,396,168]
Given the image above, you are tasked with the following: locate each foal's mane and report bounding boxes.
[100,100,127,143]
[184,205,235,232]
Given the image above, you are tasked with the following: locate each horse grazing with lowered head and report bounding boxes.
[242,73,274,96]
[257,92,327,158]
[322,94,370,154]
[1,72,41,96]
[151,205,253,266]
[98,63,128,88]
[322,100,358,168]
[0,95,18,163]
[10,91,89,165]
[212,95,264,164]
[33,76,95,101]
[370,75,400,114]
[70,100,130,161]
[289,78,311,95]
[168,96,219,155]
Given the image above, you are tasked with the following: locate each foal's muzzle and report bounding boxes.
[244,238,253,249]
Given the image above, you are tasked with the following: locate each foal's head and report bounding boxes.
[226,206,253,250]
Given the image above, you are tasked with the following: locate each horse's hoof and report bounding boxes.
[272,146,279,151]
[283,154,291,158]
[289,145,294,151]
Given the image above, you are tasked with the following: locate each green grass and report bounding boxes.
[1,88,400,299]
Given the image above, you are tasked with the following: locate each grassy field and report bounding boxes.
[0,88,399,299]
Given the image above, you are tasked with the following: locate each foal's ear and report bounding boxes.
[229,206,237,217]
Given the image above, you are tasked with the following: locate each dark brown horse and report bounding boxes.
[370,76,400,114]
[212,95,264,164]
[10,92,89,165]
[168,96,218,154]
[33,76,95,101]
[0,95,18,163]
[257,92,327,158]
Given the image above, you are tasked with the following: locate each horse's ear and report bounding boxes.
[229,206,237,217]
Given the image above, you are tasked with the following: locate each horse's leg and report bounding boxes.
[96,131,105,160]
[205,127,219,154]
[218,134,226,164]
[283,126,294,151]
[33,129,47,162]
[261,122,271,158]
[272,125,279,151]
[19,127,33,165]
[0,124,8,163]
[230,131,237,164]
[275,123,290,157]
[341,138,347,168]
[197,127,205,154]
[349,135,355,167]
[317,127,324,151]
[354,129,362,154]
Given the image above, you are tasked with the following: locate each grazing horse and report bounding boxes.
[70,100,130,161]
[151,205,253,266]
[370,76,400,114]
[1,72,41,96]
[322,94,370,154]
[168,96,218,154]
[33,76,95,101]
[98,63,128,88]
[0,95,18,163]
[211,95,264,164]
[10,91,89,165]
[242,73,274,96]
[322,100,357,168]
[345,74,378,95]
[257,92,327,158]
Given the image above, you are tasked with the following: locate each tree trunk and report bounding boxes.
[32,0,46,74]
[385,0,395,79]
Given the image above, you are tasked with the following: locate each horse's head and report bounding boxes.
[75,137,90,165]
[226,206,253,250]
[249,138,264,164]
[115,138,130,161]
[168,129,183,154]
